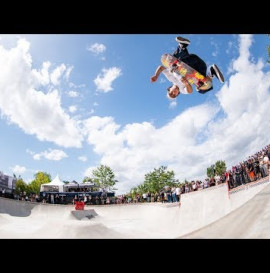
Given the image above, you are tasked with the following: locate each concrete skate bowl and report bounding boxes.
[0,177,269,238]
[181,178,270,238]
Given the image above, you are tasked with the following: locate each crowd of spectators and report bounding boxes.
[225,144,270,190]
[1,145,269,206]
[113,144,270,204]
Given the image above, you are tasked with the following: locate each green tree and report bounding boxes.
[143,166,178,194]
[207,164,216,178]
[215,160,227,176]
[207,160,227,178]
[28,171,51,194]
[130,186,139,199]
[14,178,27,195]
[82,176,99,191]
[83,176,94,183]
[91,165,118,191]
[137,184,147,195]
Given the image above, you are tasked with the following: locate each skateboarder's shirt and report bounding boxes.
[162,69,189,95]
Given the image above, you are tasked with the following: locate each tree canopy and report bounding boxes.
[130,166,178,197]
[207,164,216,178]
[91,165,118,191]
[28,172,51,194]
[215,160,227,176]
[207,160,226,178]
[14,178,28,195]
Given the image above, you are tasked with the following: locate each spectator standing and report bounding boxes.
[35,194,39,202]
[263,154,269,176]
[203,179,209,189]
[247,159,255,182]
[166,187,172,203]
[185,183,190,193]
[214,174,221,185]
[50,194,54,204]
[175,186,181,202]
[243,163,251,183]
[191,181,197,191]
[238,164,246,184]
[160,190,165,203]
[220,174,226,184]
[228,171,235,189]
[254,157,261,181]
[147,192,151,202]
[209,178,216,187]
[234,166,242,186]
[142,193,147,202]
[171,187,177,202]
[196,181,202,190]
[55,194,59,204]
[181,184,185,193]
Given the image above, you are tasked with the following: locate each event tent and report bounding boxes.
[40,175,66,192]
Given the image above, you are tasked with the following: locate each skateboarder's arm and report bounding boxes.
[181,77,193,94]
[150,65,166,82]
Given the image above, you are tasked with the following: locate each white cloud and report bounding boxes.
[94,67,122,92]
[50,63,66,85]
[231,34,253,72]
[0,38,83,148]
[11,165,26,174]
[210,40,219,57]
[87,43,106,55]
[26,149,34,156]
[69,105,77,113]
[83,35,270,194]
[32,149,68,161]
[84,166,96,177]
[67,90,79,97]
[32,61,51,86]
[169,100,177,109]
[64,66,73,81]
[32,62,73,87]
[226,41,233,54]
[78,156,87,162]
[69,82,86,89]
[82,106,217,193]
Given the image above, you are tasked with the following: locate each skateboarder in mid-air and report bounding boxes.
[150,36,224,99]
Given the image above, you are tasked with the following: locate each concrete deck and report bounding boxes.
[0,176,269,238]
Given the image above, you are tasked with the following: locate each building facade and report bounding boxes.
[0,171,17,193]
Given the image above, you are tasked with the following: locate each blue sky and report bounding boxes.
[0,34,269,194]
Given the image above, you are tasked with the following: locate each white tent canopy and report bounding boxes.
[40,175,66,192]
